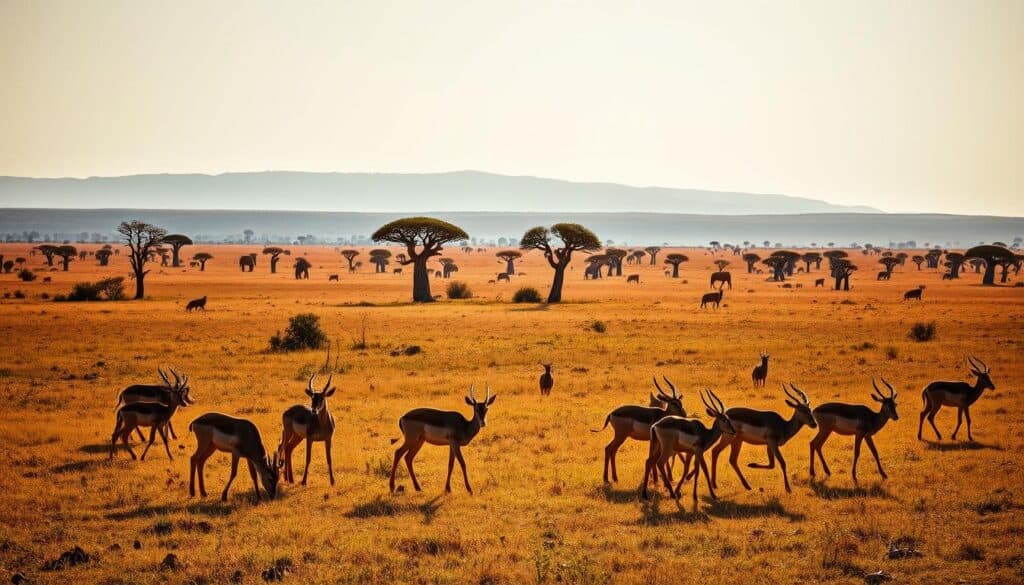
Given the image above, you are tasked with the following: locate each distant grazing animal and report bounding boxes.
[435,270,443,278]
[389,385,496,494]
[752,351,770,387]
[815,278,825,287]
[110,382,190,461]
[700,288,724,309]
[278,374,337,486]
[809,378,898,483]
[710,383,815,493]
[393,268,402,275]
[903,287,923,301]
[664,269,671,277]
[189,260,199,268]
[239,255,256,272]
[877,271,891,280]
[328,274,339,281]
[918,355,994,442]
[593,376,683,484]
[539,364,554,396]
[114,368,192,440]
[710,271,732,289]
[185,296,207,312]
[496,272,511,283]
[487,280,495,284]
[626,274,640,284]
[42,277,51,283]
[942,273,954,280]
[189,413,282,502]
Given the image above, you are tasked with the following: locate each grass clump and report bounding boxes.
[591,320,607,334]
[908,321,936,342]
[270,313,328,352]
[446,281,472,299]
[513,286,542,303]
[56,277,126,301]
[17,268,36,282]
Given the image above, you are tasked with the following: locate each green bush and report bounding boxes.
[270,313,328,352]
[446,281,472,299]
[512,286,542,303]
[908,321,936,342]
[17,269,36,282]
[60,277,126,301]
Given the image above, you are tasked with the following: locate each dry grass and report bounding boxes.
[0,243,1022,584]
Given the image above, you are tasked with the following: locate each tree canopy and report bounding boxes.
[965,245,1015,285]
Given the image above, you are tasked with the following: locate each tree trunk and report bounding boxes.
[547,265,566,303]
[671,263,680,278]
[270,256,278,274]
[412,257,433,302]
[171,246,181,267]
[505,258,516,275]
[746,261,754,274]
[62,258,70,271]
[200,261,206,271]
[982,262,996,285]
[134,271,145,299]
[649,253,658,266]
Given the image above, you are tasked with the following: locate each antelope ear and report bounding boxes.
[465,396,474,406]
[486,395,496,406]
[305,388,314,397]
[871,395,883,403]
[324,387,336,397]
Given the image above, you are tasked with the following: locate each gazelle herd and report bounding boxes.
[106,354,997,505]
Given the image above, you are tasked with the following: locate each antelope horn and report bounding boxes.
[966,354,982,373]
[170,368,181,388]
[157,368,171,386]
[699,389,713,411]
[881,377,896,397]
[652,376,665,396]
[871,377,883,399]
[307,373,316,392]
[485,384,491,402]
[709,388,725,412]
[782,382,798,403]
[468,384,476,403]
[662,376,679,398]
[971,355,989,373]
[323,373,333,391]
[792,383,809,404]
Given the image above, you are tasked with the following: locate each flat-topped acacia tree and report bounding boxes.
[496,250,522,275]
[965,245,1015,285]
[340,249,360,271]
[879,257,900,276]
[925,249,943,269]
[262,246,290,273]
[36,244,58,267]
[118,220,167,300]
[742,252,761,273]
[162,234,192,267]
[606,248,627,276]
[664,253,689,278]
[95,247,113,266]
[801,252,821,272]
[645,246,661,265]
[912,255,925,270]
[193,252,213,271]
[944,252,965,278]
[771,250,801,278]
[55,245,77,271]
[369,249,392,273]
[372,217,469,302]
[520,223,601,303]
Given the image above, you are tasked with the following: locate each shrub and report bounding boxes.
[591,320,607,333]
[97,277,125,300]
[270,313,327,352]
[68,282,102,301]
[40,292,49,300]
[13,290,25,299]
[17,269,36,282]
[885,346,899,360]
[512,286,542,303]
[446,281,472,299]
[908,321,936,342]
[61,277,126,301]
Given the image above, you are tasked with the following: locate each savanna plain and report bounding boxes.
[0,244,1022,584]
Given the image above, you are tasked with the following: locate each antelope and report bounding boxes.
[918,355,995,442]
[903,286,923,301]
[389,385,496,494]
[815,278,825,287]
[393,268,402,275]
[496,272,511,282]
[877,271,890,280]
[809,378,899,483]
[278,374,337,485]
[710,383,815,493]
[593,376,684,483]
[942,273,954,280]
[751,351,770,387]
[328,274,339,281]
[641,388,736,500]
[189,413,283,502]
[110,382,190,461]
[538,364,554,396]
[113,368,192,440]
[700,287,724,309]
[626,274,640,284]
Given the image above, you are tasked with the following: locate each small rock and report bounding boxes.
[133,540,142,550]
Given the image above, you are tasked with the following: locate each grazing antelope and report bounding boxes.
[496,272,511,282]
[903,286,923,301]
[328,274,339,282]
[538,364,554,396]
[393,268,402,275]
[185,296,207,311]
[751,351,770,387]
[189,413,283,502]
[809,378,899,483]
[278,374,337,485]
[114,368,192,440]
[877,271,891,280]
[626,274,640,284]
[593,376,684,483]
[641,388,736,500]
[110,382,190,461]
[700,287,724,309]
[710,383,815,493]
[942,272,954,280]
[815,278,825,287]
[389,385,496,494]
[918,355,995,442]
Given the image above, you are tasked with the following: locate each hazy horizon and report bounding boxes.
[2,1,1021,216]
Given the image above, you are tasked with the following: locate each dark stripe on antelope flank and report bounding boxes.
[401,408,468,427]
[120,402,169,415]
[725,407,785,428]
[813,403,875,418]
[610,405,674,425]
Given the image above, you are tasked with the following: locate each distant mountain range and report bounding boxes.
[0,170,881,215]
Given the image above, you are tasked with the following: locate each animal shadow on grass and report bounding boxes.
[594,484,640,504]
[52,459,99,474]
[635,493,710,526]
[80,443,113,454]
[704,497,806,522]
[808,480,892,500]
[345,495,443,525]
[922,440,1001,452]
[105,501,234,521]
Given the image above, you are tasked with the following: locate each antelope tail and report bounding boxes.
[113,390,123,411]
[591,414,611,433]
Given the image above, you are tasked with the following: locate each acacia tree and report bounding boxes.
[801,252,821,272]
[925,249,943,269]
[369,249,392,273]
[645,246,661,266]
[833,258,857,290]
[714,259,730,271]
[162,234,192,267]
[771,250,801,277]
[372,217,469,302]
[440,258,459,278]
[895,252,908,269]
[55,245,77,271]
[606,248,627,276]
[118,220,167,299]
[36,244,58,267]
[262,246,290,274]
[496,250,522,275]
[965,245,1015,285]
[944,252,965,278]
[520,223,601,303]
[584,255,608,279]
[193,252,213,271]
[95,248,113,266]
[664,253,689,278]
[911,255,925,270]
[742,252,761,273]
[340,249,360,271]
[879,257,900,275]
[823,250,848,278]
[630,250,646,265]
[763,256,788,281]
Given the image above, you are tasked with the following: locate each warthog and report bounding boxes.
[496,273,510,282]
[815,278,825,287]
[903,287,923,301]
[328,274,339,281]
[185,296,207,312]
[627,274,640,284]
[877,271,891,280]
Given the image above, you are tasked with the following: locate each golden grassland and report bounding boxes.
[0,243,1022,584]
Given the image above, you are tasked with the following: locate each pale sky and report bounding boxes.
[1,1,1021,215]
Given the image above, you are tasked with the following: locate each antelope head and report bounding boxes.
[259,451,285,498]
[305,373,336,414]
[782,382,815,428]
[161,367,193,405]
[760,351,770,362]
[652,375,684,415]
[464,384,497,426]
[967,355,995,391]
[701,388,735,435]
[871,378,899,421]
